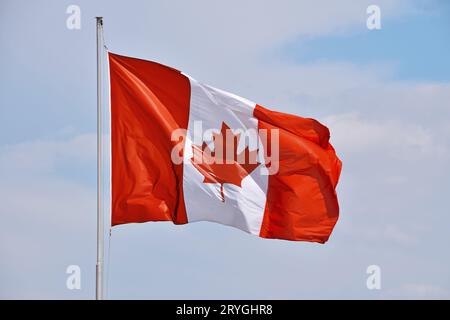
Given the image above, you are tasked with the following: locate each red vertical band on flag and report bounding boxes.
[254,104,342,243]
[109,53,190,226]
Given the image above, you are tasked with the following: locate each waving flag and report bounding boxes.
[109,52,341,243]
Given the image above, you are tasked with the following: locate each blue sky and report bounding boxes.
[1,0,449,299]
[283,9,450,82]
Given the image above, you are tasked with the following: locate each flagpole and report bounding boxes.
[95,16,104,300]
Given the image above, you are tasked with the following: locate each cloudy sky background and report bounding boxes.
[1,0,449,299]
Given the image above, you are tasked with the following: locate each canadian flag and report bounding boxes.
[109,52,342,243]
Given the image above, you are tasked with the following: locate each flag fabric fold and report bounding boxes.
[109,52,342,243]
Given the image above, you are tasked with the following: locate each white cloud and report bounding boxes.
[386,284,450,299]
[324,113,447,158]
[0,134,97,299]
[338,221,419,247]
[0,134,95,175]
[383,224,418,246]
[137,0,412,49]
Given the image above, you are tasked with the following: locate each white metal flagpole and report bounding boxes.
[95,16,104,301]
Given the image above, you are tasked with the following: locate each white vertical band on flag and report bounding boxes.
[182,76,268,235]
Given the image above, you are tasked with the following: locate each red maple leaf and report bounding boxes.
[190,122,260,202]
